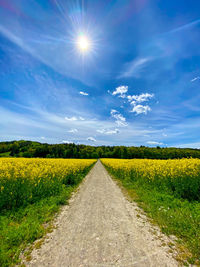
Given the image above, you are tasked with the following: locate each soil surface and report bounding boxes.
[26,160,179,267]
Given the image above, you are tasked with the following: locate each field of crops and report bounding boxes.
[0,158,96,211]
[0,158,96,266]
[101,158,200,263]
[101,158,200,201]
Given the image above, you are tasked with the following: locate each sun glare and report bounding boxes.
[77,35,90,52]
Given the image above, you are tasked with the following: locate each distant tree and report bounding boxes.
[2,140,200,160]
[10,142,20,156]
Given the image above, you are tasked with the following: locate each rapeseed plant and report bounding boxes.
[0,158,96,210]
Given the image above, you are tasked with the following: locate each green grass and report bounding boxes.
[104,166,200,265]
[0,152,10,157]
[0,165,94,267]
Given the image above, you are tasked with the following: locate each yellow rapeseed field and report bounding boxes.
[101,158,200,201]
[0,158,96,210]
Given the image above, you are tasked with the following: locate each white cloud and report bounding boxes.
[68,128,78,133]
[177,141,200,149]
[80,91,89,96]
[191,76,200,82]
[65,116,78,121]
[79,116,85,121]
[147,141,163,146]
[41,136,45,140]
[110,109,117,115]
[65,116,85,121]
[112,86,128,97]
[110,109,126,121]
[131,105,151,115]
[118,57,152,78]
[114,113,126,121]
[97,128,119,135]
[0,101,165,147]
[87,137,96,142]
[111,88,154,115]
[168,18,200,34]
[128,93,154,104]
[110,109,128,126]
[115,120,128,127]
[127,93,154,115]
[62,140,71,144]
[96,129,105,134]
[106,129,119,134]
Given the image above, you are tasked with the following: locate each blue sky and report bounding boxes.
[1,0,200,147]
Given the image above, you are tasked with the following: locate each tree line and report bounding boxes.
[0,140,200,159]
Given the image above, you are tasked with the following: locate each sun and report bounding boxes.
[76,35,90,52]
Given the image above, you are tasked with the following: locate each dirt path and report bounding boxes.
[26,160,178,267]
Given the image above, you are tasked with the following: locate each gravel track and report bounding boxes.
[26,160,179,267]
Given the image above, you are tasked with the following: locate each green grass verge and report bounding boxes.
[0,164,94,267]
[103,165,200,266]
[0,152,10,157]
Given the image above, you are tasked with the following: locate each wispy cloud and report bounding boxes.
[0,103,187,147]
[177,141,200,149]
[97,128,119,135]
[147,141,163,146]
[0,25,49,72]
[118,57,152,78]
[87,137,96,142]
[167,19,200,34]
[111,109,126,121]
[68,128,78,133]
[65,116,85,121]
[110,109,128,127]
[79,91,89,96]
[62,140,71,144]
[191,76,200,82]
[65,116,78,121]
